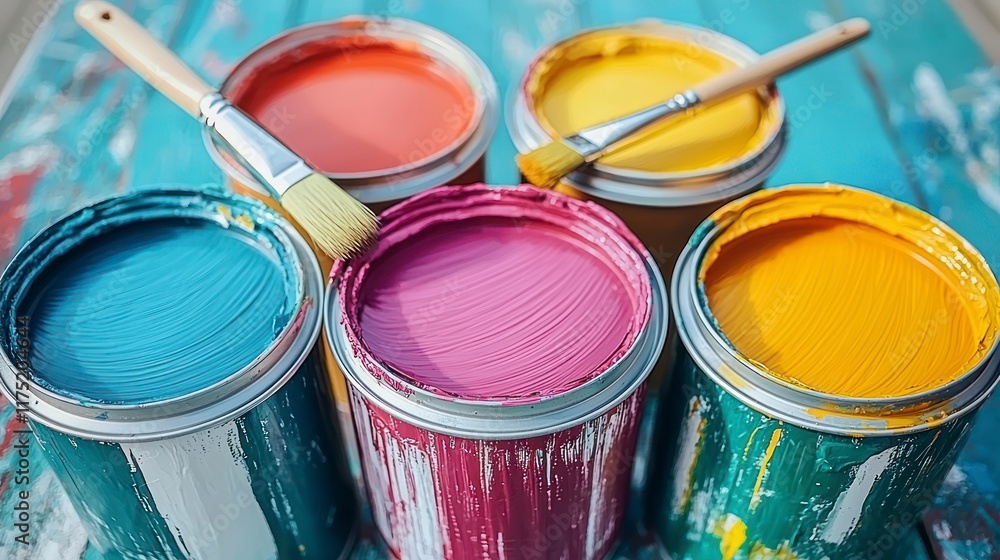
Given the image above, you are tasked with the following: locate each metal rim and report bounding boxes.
[325,244,667,441]
[507,20,787,207]
[671,187,1000,436]
[204,17,500,204]
[0,187,324,442]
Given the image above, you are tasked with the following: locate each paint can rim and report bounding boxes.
[203,16,500,204]
[671,183,1000,436]
[0,186,325,442]
[325,185,668,440]
[507,19,788,207]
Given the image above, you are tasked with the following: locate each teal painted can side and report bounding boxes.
[648,196,1000,560]
[0,188,359,560]
[33,350,357,560]
[649,349,976,560]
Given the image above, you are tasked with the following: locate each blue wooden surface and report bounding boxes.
[1,0,1000,558]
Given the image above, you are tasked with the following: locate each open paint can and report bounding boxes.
[654,184,1000,559]
[326,184,667,559]
[509,21,786,281]
[206,16,500,214]
[0,188,358,559]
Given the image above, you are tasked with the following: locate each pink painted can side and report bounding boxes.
[351,386,645,560]
[326,185,668,560]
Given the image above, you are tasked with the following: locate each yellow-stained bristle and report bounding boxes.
[516,141,586,189]
[281,173,379,260]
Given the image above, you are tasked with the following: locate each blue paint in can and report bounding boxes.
[0,186,357,560]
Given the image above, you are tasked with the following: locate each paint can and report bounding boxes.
[326,184,667,559]
[652,184,1000,559]
[508,21,787,281]
[0,187,358,560]
[205,16,500,215]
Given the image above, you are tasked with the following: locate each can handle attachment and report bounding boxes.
[74,0,213,117]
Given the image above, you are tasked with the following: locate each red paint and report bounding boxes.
[230,40,477,174]
[0,167,44,262]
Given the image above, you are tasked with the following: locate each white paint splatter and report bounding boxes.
[820,446,898,544]
[671,397,707,516]
[120,421,278,560]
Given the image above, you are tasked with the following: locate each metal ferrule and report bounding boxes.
[199,93,312,198]
[568,90,700,161]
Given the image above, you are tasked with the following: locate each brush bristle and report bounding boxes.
[281,173,378,260]
[517,141,586,190]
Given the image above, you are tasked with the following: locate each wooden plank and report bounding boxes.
[949,0,1000,65]
[1,0,999,558]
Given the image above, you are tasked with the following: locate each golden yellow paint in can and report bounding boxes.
[700,184,1000,398]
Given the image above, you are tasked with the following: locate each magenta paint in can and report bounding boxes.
[325,184,667,559]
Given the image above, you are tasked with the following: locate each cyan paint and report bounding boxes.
[0,187,358,560]
[20,217,294,404]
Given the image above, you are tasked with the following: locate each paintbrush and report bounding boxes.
[75,1,378,260]
[517,18,871,189]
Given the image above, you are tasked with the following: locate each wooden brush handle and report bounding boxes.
[693,18,870,103]
[75,0,212,117]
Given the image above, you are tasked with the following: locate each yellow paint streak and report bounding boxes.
[525,25,776,174]
[701,185,1000,399]
[750,428,782,511]
[712,514,748,560]
[749,542,801,560]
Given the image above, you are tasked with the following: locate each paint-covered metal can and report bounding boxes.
[509,21,786,281]
[652,184,1000,559]
[205,16,500,215]
[0,187,358,560]
[326,184,667,559]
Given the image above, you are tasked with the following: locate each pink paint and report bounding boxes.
[333,184,658,559]
[338,184,650,402]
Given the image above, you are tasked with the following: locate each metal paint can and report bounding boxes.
[326,184,668,559]
[204,17,500,482]
[205,16,500,216]
[0,187,358,560]
[508,21,787,282]
[651,185,1000,559]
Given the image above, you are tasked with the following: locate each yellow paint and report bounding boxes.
[701,185,1000,399]
[713,514,748,560]
[750,428,782,511]
[749,542,801,560]
[525,25,777,174]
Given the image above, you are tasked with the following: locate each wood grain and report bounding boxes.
[2,0,1000,558]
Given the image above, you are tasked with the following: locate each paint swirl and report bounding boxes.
[701,185,1000,398]
[20,215,294,405]
[338,184,652,402]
